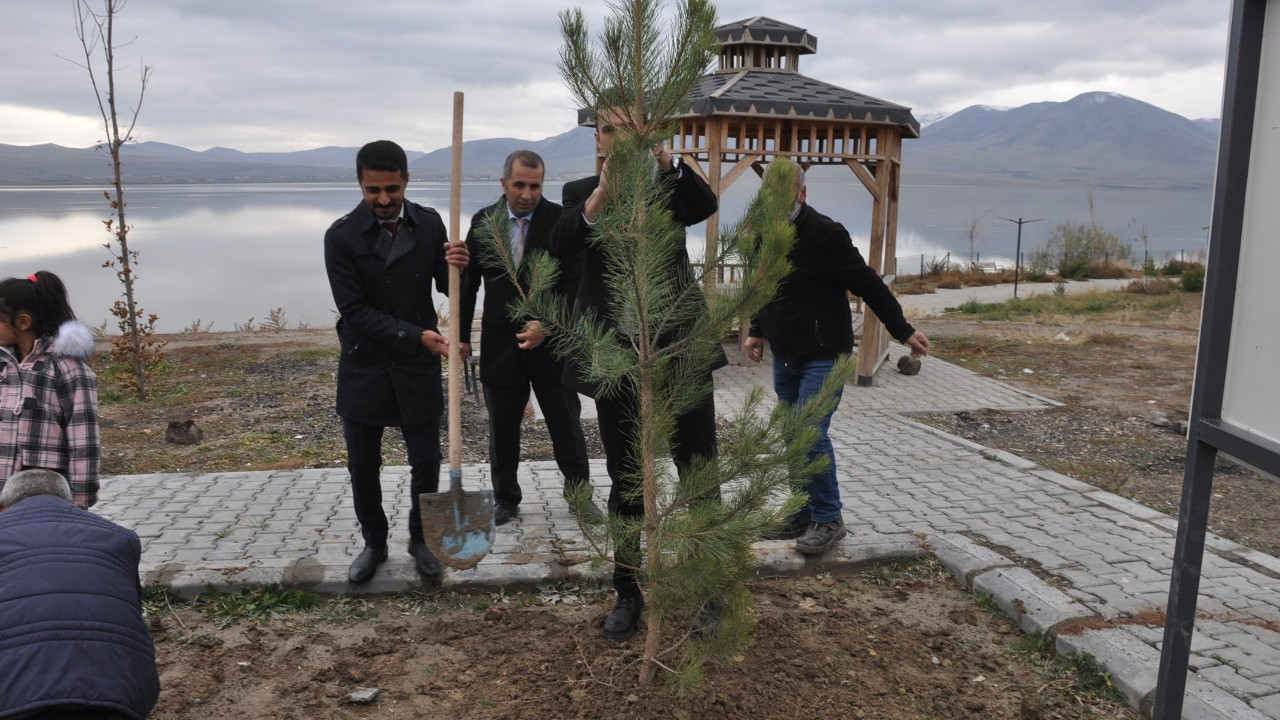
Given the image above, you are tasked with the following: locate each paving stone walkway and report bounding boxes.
[95,342,1280,719]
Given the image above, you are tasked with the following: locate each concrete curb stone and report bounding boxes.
[971,566,1094,636]
[1055,628,1161,710]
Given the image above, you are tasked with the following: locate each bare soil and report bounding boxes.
[147,566,1139,719]
[91,293,1267,718]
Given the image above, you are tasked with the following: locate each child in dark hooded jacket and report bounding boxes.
[0,270,100,507]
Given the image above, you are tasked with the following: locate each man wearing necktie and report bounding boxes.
[323,140,469,586]
[459,150,596,526]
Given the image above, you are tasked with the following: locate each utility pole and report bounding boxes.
[998,216,1042,298]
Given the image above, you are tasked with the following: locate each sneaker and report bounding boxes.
[763,509,810,540]
[795,517,847,555]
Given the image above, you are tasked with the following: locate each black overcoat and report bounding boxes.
[459,195,582,388]
[748,202,917,367]
[549,165,727,397]
[323,199,450,428]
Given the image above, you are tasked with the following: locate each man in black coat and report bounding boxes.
[549,109,725,641]
[458,150,596,526]
[323,140,469,585]
[744,165,931,555]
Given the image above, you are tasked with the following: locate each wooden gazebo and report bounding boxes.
[611,17,920,385]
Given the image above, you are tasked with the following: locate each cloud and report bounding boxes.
[0,0,1230,151]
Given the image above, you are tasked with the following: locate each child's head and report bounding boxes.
[0,270,77,339]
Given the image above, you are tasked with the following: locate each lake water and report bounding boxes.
[1,178,1212,332]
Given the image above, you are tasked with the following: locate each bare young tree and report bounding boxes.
[71,0,163,400]
[960,211,989,268]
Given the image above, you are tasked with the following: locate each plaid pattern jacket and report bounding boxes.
[0,322,100,507]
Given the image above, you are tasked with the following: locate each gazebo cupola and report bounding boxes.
[714,15,816,73]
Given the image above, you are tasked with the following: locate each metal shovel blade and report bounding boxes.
[418,471,495,570]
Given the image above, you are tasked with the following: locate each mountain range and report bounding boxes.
[901,92,1218,188]
[0,93,1218,188]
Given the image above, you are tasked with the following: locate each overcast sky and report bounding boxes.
[1,0,1232,153]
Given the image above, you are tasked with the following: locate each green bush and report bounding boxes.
[1180,267,1205,292]
[1040,221,1132,279]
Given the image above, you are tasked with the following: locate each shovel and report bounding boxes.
[418,91,495,570]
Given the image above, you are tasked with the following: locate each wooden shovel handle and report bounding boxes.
[448,91,464,477]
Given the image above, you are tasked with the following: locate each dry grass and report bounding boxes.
[1125,278,1178,295]
[1085,332,1128,346]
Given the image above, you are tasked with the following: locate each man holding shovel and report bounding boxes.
[324,140,469,586]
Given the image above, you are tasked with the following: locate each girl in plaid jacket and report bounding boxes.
[0,271,100,508]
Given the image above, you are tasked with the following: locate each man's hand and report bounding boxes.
[516,321,546,350]
[743,336,766,364]
[458,342,471,358]
[421,329,449,357]
[444,240,469,268]
[905,330,931,359]
[654,143,674,173]
[583,161,608,223]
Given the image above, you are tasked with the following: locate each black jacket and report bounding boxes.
[550,166,726,396]
[749,203,915,366]
[459,195,582,387]
[324,199,451,428]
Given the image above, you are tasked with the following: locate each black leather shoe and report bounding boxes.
[409,543,442,586]
[348,546,388,585]
[494,503,519,526]
[602,595,645,641]
[763,509,810,541]
[564,485,605,524]
[692,600,721,639]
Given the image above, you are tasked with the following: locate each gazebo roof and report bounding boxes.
[715,16,817,55]
[576,16,919,137]
[677,72,920,136]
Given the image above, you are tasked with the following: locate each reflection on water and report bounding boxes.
[0,178,1211,332]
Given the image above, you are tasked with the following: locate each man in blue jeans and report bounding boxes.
[744,165,931,555]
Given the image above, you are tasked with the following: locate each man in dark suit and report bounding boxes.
[550,109,725,641]
[458,149,596,526]
[323,139,469,586]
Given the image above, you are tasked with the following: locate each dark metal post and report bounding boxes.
[1153,0,1268,716]
[998,216,1042,298]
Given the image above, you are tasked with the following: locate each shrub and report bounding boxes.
[1125,278,1177,295]
[1027,248,1053,280]
[1041,221,1132,279]
[1087,261,1132,279]
[922,255,954,278]
[896,279,937,295]
[1180,267,1205,292]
